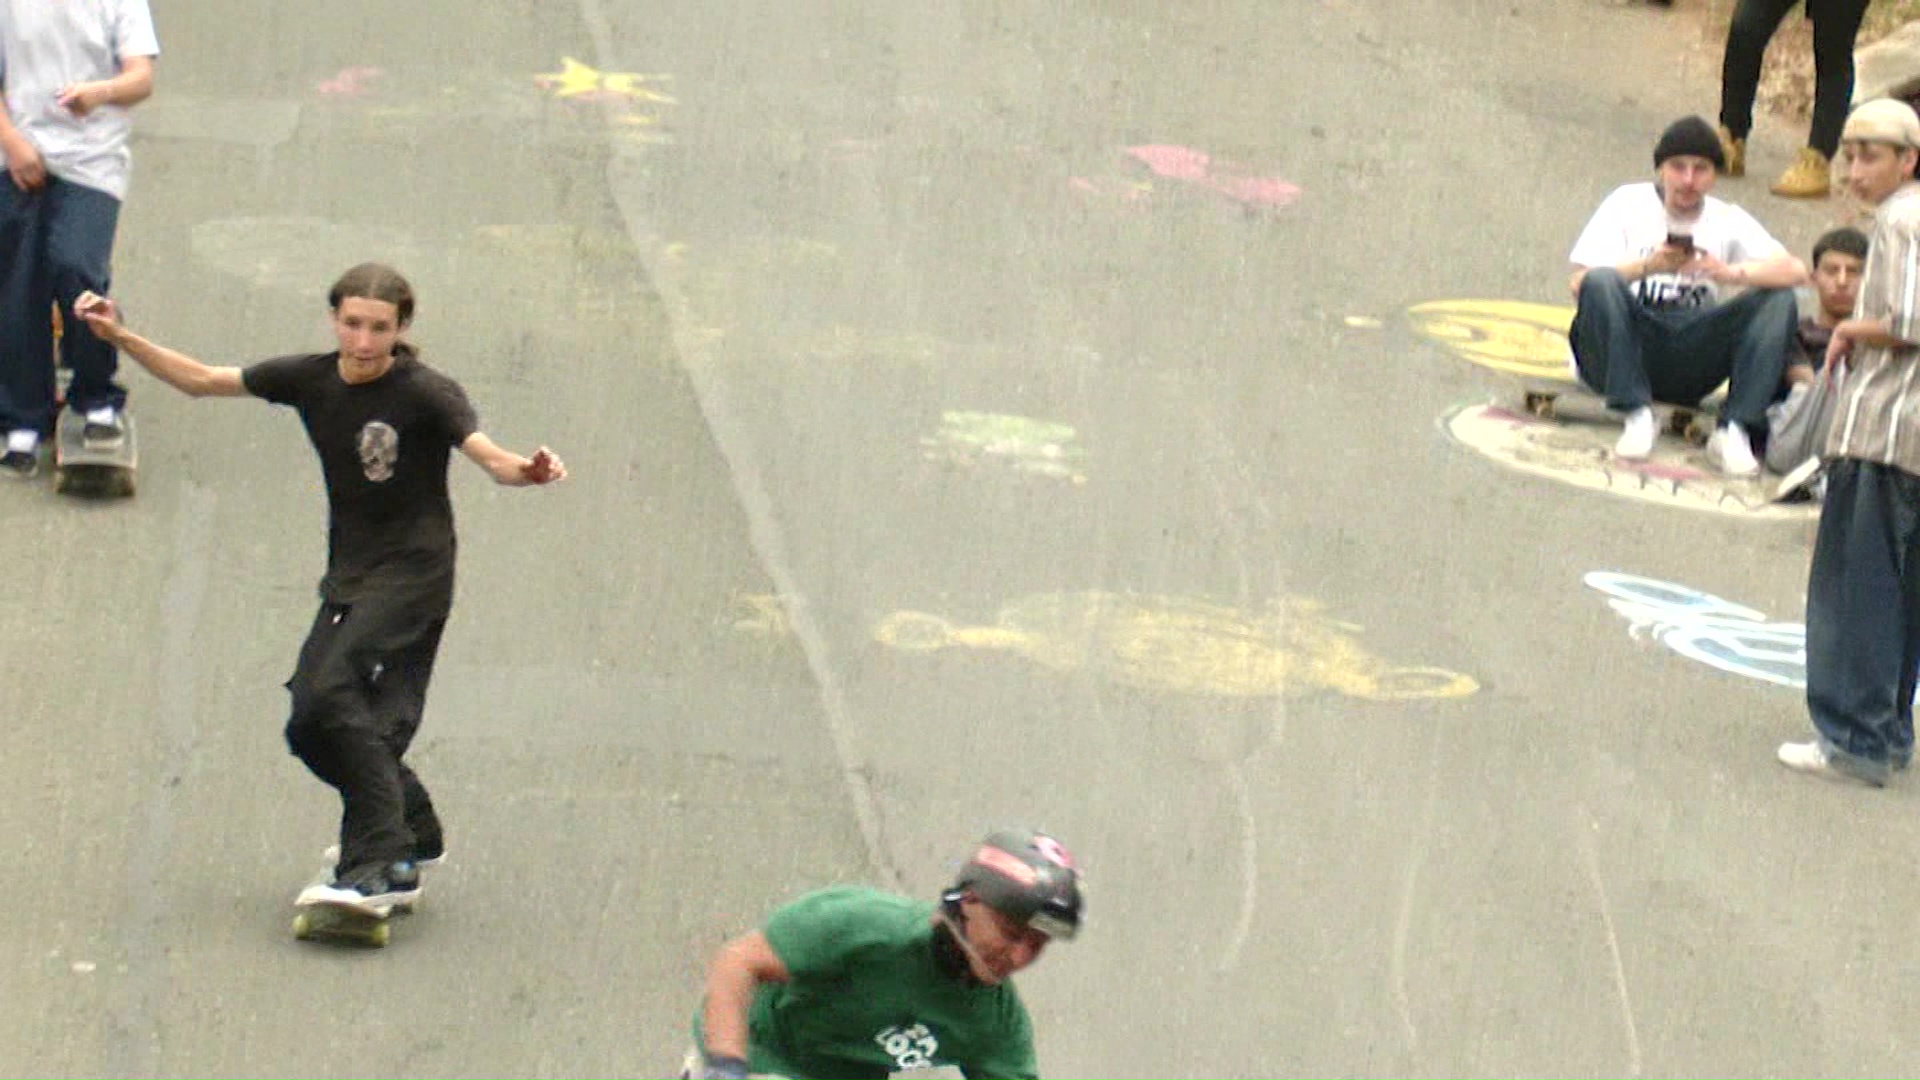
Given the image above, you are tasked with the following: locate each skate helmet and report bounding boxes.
[945,830,1083,941]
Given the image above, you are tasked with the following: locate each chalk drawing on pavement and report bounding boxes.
[875,592,1478,701]
[921,412,1088,484]
[1407,299,1578,382]
[1070,145,1301,214]
[1442,403,1816,520]
[1585,572,1805,688]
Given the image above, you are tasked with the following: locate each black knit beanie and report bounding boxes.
[1653,116,1726,171]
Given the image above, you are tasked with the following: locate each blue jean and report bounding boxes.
[1805,459,1920,781]
[0,175,125,435]
[1569,269,1795,431]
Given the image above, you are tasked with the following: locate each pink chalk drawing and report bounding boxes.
[317,66,382,97]
[1124,145,1301,210]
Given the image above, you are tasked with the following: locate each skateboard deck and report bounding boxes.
[292,896,394,947]
[52,407,136,498]
[1520,382,1717,447]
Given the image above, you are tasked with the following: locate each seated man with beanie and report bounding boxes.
[1566,115,1808,474]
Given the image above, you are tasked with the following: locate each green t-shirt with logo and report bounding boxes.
[698,886,1039,1080]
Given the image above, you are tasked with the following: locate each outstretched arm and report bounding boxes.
[458,432,567,486]
[72,292,246,397]
[699,931,790,1076]
[58,54,155,116]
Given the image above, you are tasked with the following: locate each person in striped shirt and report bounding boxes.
[1778,98,1920,787]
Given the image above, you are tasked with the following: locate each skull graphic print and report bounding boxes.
[357,421,400,482]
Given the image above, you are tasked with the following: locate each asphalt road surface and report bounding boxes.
[3,1,1909,1077]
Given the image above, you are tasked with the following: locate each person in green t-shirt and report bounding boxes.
[682,830,1084,1080]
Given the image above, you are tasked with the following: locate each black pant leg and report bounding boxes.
[1720,0,1801,138]
[374,616,449,855]
[284,598,423,871]
[1807,0,1871,156]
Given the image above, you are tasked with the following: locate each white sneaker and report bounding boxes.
[1708,422,1760,477]
[1614,406,1656,459]
[1776,740,1885,787]
[6,429,36,454]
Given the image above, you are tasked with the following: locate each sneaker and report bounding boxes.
[299,860,422,912]
[1614,406,1657,460]
[0,448,36,478]
[1773,455,1824,502]
[1770,147,1831,199]
[81,407,125,448]
[1718,125,1746,178]
[1708,423,1760,477]
[1776,740,1887,787]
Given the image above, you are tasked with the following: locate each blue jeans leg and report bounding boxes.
[1570,269,1653,411]
[1805,459,1920,773]
[0,181,56,435]
[43,179,123,414]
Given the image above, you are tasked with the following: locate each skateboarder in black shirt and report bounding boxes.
[73,263,566,907]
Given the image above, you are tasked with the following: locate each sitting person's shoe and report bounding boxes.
[1718,125,1746,177]
[81,407,125,448]
[1770,148,1831,198]
[1708,423,1760,477]
[1777,740,1888,787]
[1614,406,1657,460]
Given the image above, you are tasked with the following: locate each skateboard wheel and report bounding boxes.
[369,922,391,947]
[292,913,313,939]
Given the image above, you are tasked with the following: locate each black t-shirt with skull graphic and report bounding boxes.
[242,351,480,609]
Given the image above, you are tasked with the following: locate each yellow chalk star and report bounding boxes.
[537,57,678,104]
[536,57,604,98]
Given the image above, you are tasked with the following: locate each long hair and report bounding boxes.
[327,262,418,359]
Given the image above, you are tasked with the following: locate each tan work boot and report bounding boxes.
[1718,125,1746,177]
[1770,147,1832,198]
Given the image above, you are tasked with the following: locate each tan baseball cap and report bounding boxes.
[1842,98,1920,148]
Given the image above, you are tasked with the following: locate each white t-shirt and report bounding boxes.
[1568,182,1787,310]
[0,0,160,201]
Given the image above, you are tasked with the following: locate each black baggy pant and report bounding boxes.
[1719,0,1870,158]
[1806,458,1920,772]
[284,588,448,874]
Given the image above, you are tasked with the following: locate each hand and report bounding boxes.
[698,1056,750,1080]
[1687,252,1740,284]
[520,446,567,485]
[1,133,45,192]
[1643,244,1692,275]
[1826,325,1854,370]
[57,82,110,117]
[72,291,124,344]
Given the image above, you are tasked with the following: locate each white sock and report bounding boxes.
[6,429,36,453]
[84,406,116,425]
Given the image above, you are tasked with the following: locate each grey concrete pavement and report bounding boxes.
[4,0,1913,1077]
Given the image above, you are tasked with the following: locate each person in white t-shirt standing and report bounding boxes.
[0,0,158,477]
[1567,115,1808,475]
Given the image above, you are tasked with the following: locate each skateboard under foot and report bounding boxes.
[52,407,136,498]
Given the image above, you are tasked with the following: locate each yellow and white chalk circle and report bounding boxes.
[874,591,1478,701]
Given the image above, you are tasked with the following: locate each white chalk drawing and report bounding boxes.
[1584,572,1805,688]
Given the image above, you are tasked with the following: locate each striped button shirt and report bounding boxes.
[1831,182,1920,473]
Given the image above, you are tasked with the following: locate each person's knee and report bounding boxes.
[1577,268,1632,311]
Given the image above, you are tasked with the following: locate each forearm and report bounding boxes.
[0,97,27,146]
[1570,258,1649,297]
[1841,318,1915,351]
[101,62,154,107]
[110,329,234,396]
[1733,256,1808,291]
[699,965,759,1060]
